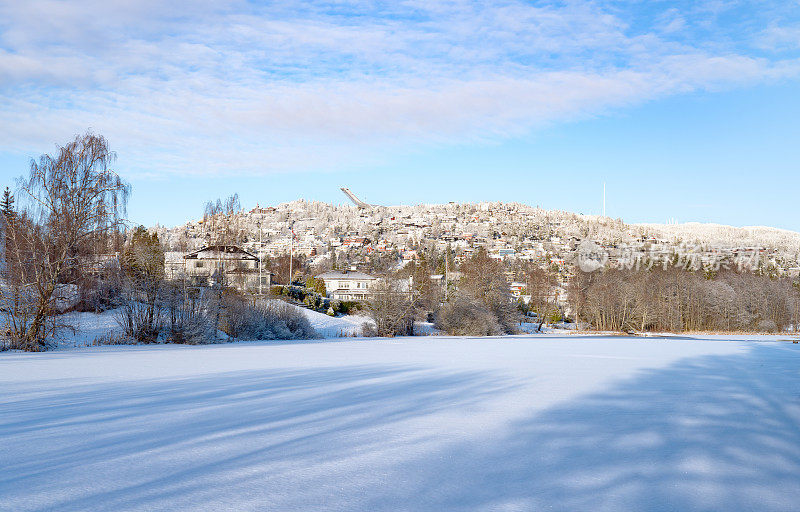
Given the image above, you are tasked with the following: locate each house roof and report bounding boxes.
[184,245,258,260]
[316,270,377,281]
[226,267,272,275]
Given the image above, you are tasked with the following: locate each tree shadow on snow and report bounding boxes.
[0,365,516,511]
[371,343,800,512]
[3,344,799,512]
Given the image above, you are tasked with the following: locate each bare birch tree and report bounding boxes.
[203,193,243,245]
[2,132,129,351]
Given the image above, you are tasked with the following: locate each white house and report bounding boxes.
[316,268,378,301]
[171,245,271,293]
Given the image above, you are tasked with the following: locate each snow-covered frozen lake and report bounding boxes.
[2,335,799,511]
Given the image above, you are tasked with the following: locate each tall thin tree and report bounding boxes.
[2,132,129,350]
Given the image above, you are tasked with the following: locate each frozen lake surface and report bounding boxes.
[2,334,799,511]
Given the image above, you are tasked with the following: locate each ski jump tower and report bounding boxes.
[340,188,372,209]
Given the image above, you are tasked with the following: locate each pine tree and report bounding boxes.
[122,226,165,281]
[1,187,14,219]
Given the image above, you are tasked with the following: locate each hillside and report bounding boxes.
[154,201,800,275]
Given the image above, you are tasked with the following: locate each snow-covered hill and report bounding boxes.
[154,200,800,274]
[634,222,800,249]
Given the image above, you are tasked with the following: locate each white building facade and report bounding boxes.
[315,269,377,301]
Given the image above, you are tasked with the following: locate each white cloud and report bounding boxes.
[0,0,798,176]
[759,23,800,50]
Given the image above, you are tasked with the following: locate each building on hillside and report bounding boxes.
[249,204,275,215]
[402,249,418,261]
[342,236,370,248]
[495,248,517,259]
[171,245,271,293]
[509,281,526,298]
[315,268,378,301]
[80,254,121,278]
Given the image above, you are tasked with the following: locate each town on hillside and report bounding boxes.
[154,189,800,304]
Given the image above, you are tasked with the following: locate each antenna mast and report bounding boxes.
[602,182,606,217]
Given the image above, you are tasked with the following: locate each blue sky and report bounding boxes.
[1,1,799,229]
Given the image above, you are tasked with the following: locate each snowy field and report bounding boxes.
[2,335,799,511]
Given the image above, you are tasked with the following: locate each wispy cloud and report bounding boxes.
[0,0,798,176]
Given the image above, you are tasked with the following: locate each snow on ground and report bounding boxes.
[53,310,123,348]
[253,302,429,337]
[413,321,440,335]
[52,305,374,348]
[517,321,577,334]
[288,303,373,338]
[2,335,799,511]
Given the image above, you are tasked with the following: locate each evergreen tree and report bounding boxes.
[306,276,327,296]
[1,187,14,219]
[118,226,165,342]
[122,226,165,281]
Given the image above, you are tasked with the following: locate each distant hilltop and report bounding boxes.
[153,200,800,276]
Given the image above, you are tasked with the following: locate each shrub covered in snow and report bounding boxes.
[116,298,163,343]
[220,297,317,341]
[365,278,416,337]
[435,295,503,336]
[162,284,216,344]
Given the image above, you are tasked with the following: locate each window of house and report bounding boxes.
[195,261,204,268]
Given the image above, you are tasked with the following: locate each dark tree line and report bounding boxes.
[568,267,800,333]
[368,249,800,337]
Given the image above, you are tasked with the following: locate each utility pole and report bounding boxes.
[444,242,450,301]
[257,220,262,296]
[289,221,294,286]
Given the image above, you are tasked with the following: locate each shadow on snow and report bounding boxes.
[371,343,800,511]
[1,343,799,511]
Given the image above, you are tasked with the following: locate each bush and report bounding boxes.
[435,295,503,336]
[360,322,378,337]
[115,280,217,345]
[547,309,563,324]
[74,277,122,312]
[115,298,162,343]
[334,300,361,315]
[163,284,216,344]
[366,278,416,337]
[756,319,778,333]
[91,331,134,346]
[220,298,317,341]
[455,250,519,334]
[268,284,328,312]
